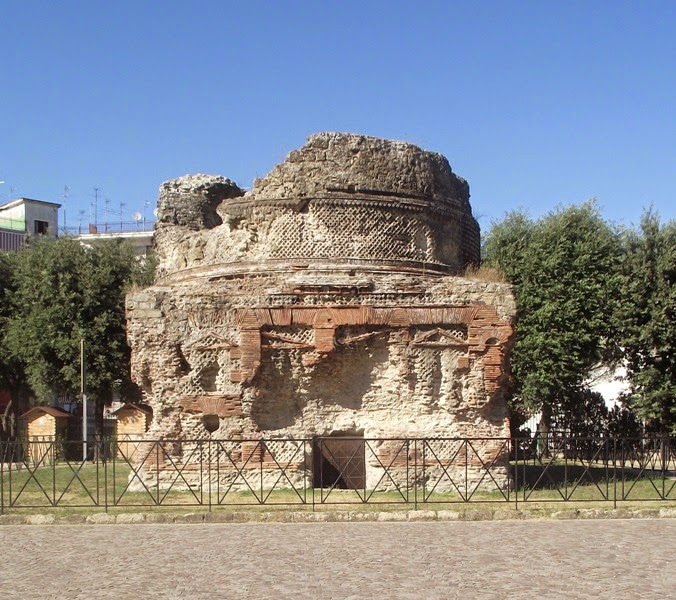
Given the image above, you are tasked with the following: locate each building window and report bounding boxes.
[34,220,49,235]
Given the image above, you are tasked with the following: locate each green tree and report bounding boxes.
[483,201,623,436]
[618,210,676,434]
[0,251,31,441]
[3,237,148,435]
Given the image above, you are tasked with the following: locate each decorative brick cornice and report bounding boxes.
[229,304,514,391]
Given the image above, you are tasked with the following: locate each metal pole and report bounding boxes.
[81,338,87,461]
[612,438,617,510]
[1,443,4,515]
[514,437,519,511]
[414,439,418,510]
[208,438,212,512]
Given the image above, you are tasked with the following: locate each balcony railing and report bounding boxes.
[61,220,156,235]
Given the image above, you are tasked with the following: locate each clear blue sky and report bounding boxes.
[2,1,674,232]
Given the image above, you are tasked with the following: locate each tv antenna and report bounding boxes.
[93,188,100,226]
[104,197,111,232]
[61,185,70,233]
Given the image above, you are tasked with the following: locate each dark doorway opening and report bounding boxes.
[312,434,365,489]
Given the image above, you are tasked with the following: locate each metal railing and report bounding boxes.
[0,436,673,513]
[61,220,156,235]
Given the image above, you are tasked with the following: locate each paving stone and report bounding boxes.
[115,512,146,524]
[407,509,437,521]
[56,514,88,524]
[577,508,604,519]
[143,512,174,524]
[86,512,117,524]
[173,512,205,523]
[204,511,235,523]
[376,511,408,521]
[492,508,523,520]
[552,510,579,520]
[634,508,661,519]
[24,514,55,525]
[0,514,25,525]
[436,509,462,521]
[290,511,328,523]
[0,520,673,599]
[462,509,493,521]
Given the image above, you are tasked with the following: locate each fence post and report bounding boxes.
[310,439,315,512]
[208,439,212,512]
[513,437,518,511]
[1,442,4,515]
[155,441,160,506]
[260,439,264,505]
[51,439,56,507]
[464,438,468,502]
[104,437,108,512]
[563,432,569,501]
[612,437,617,510]
[404,438,409,507]
[413,439,418,510]
[662,434,669,500]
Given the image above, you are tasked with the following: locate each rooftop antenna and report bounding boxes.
[61,185,71,233]
[78,209,85,235]
[143,199,152,230]
[93,188,100,226]
[104,197,110,232]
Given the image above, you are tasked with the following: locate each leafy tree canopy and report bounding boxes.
[618,210,676,434]
[3,238,149,409]
[0,250,30,439]
[483,201,623,430]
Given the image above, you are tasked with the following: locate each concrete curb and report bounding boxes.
[1,507,675,525]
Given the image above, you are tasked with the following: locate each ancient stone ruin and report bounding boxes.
[126,132,516,492]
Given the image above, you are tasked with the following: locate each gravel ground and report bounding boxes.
[1,520,674,599]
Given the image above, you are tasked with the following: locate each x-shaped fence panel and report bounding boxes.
[418,438,512,504]
[315,438,411,505]
[1,440,104,509]
[618,438,676,501]
[213,439,309,505]
[514,436,613,503]
[1,436,675,512]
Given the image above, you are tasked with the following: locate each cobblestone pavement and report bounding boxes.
[1,520,674,599]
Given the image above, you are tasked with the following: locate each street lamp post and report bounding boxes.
[81,339,88,461]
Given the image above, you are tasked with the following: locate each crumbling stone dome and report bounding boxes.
[127,133,515,494]
[154,133,480,282]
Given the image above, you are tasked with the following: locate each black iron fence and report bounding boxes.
[1,435,674,513]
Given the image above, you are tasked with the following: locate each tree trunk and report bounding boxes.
[537,404,552,458]
[2,396,18,441]
[1,396,21,462]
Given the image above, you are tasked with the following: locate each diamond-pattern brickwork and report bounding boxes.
[268,204,434,263]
